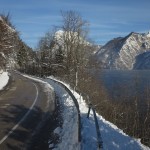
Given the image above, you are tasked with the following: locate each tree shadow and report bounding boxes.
[0,98,62,150]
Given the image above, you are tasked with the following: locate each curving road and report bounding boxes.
[0,71,56,150]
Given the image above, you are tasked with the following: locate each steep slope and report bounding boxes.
[0,15,17,69]
[0,15,33,71]
[95,32,150,70]
[133,51,150,69]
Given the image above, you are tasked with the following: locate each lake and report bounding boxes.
[97,70,150,102]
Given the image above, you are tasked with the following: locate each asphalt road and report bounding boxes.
[0,71,57,150]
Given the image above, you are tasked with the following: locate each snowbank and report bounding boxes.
[0,71,9,90]
[47,76,150,150]
[22,74,55,112]
[45,78,79,150]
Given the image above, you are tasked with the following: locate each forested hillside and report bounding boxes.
[0,13,33,71]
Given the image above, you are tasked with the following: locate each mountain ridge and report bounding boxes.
[95,31,150,70]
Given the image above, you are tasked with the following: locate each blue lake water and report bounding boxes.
[98,70,150,100]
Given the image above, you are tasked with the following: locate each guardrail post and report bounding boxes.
[92,108,103,149]
[78,112,81,142]
[87,103,92,119]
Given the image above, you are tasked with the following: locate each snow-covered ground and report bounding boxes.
[45,78,79,150]
[46,76,150,150]
[0,71,9,90]
[21,74,55,112]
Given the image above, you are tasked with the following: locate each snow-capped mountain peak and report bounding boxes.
[146,31,150,37]
[55,30,64,39]
[94,31,150,70]
[54,29,90,46]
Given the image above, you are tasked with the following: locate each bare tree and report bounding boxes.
[61,11,89,75]
[37,29,61,75]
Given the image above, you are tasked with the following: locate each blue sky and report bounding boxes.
[1,0,150,48]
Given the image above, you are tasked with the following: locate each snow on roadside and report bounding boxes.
[21,74,55,112]
[16,72,79,149]
[45,78,79,150]
[47,76,150,150]
[76,94,149,150]
[0,71,9,90]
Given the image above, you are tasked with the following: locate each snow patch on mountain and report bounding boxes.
[54,30,90,46]
[133,50,150,69]
[54,30,64,45]
[146,31,150,37]
[55,30,64,39]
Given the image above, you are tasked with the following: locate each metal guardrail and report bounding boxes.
[48,78,103,148]
[87,104,103,149]
[48,78,81,142]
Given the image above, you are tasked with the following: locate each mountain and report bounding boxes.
[133,50,150,69]
[94,32,150,70]
[54,30,91,46]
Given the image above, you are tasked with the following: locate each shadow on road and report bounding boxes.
[0,100,62,150]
